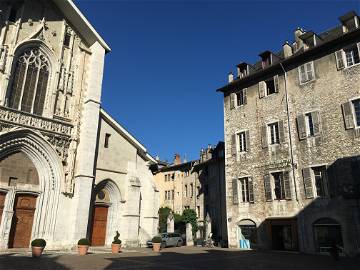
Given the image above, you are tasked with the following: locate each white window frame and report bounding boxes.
[269,169,286,201]
[239,177,250,203]
[350,97,360,128]
[237,131,247,153]
[310,164,328,198]
[298,61,315,84]
[236,89,246,107]
[304,112,315,137]
[267,122,280,145]
[339,43,360,69]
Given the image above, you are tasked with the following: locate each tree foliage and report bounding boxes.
[158,207,171,233]
[182,209,198,236]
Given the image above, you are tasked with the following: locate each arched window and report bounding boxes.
[8,47,50,115]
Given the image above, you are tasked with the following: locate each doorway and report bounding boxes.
[90,205,109,246]
[8,194,37,248]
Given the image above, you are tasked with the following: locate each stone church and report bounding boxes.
[0,0,159,249]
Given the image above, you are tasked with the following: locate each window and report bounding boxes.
[184,170,190,177]
[238,131,247,152]
[299,62,315,84]
[303,166,328,198]
[268,122,280,145]
[259,76,279,98]
[265,79,276,95]
[264,172,291,201]
[64,33,71,47]
[352,99,360,126]
[8,48,50,115]
[239,177,254,203]
[9,5,20,23]
[184,185,188,197]
[344,45,360,67]
[236,89,247,106]
[104,133,111,148]
[197,206,200,217]
[197,186,200,196]
[190,183,193,198]
[305,113,315,136]
[273,172,285,200]
[171,190,174,200]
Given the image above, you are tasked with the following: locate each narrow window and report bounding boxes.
[305,113,315,136]
[190,183,193,198]
[104,133,111,148]
[272,172,285,200]
[299,61,315,84]
[197,206,200,217]
[171,190,174,200]
[352,99,360,126]
[344,45,360,67]
[268,122,280,145]
[265,79,276,95]
[236,89,245,106]
[312,166,328,198]
[63,33,71,47]
[8,6,19,23]
[185,185,188,197]
[240,177,250,202]
[238,131,247,152]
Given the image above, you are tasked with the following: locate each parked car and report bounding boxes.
[146,233,183,248]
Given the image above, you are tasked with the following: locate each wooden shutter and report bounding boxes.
[232,179,239,205]
[312,111,321,136]
[279,120,285,144]
[230,93,236,109]
[297,114,307,140]
[274,75,279,93]
[302,167,314,198]
[248,178,254,203]
[335,50,345,70]
[231,134,237,157]
[261,125,268,148]
[264,174,272,201]
[342,102,355,129]
[283,171,292,200]
[245,130,250,152]
[259,81,266,98]
[298,65,306,84]
[243,88,247,105]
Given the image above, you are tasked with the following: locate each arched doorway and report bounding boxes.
[238,219,257,248]
[90,180,121,246]
[313,218,343,252]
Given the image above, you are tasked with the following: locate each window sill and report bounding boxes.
[299,79,316,86]
[344,62,360,70]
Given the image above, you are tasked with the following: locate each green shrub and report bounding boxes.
[112,231,122,244]
[31,239,46,247]
[78,238,90,246]
[152,236,162,243]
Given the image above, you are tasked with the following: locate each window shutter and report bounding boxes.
[274,75,279,93]
[335,50,345,70]
[298,65,306,84]
[283,171,292,200]
[230,93,236,109]
[231,134,237,157]
[248,178,254,203]
[264,174,272,201]
[243,88,247,105]
[245,130,250,152]
[232,179,239,205]
[312,111,321,136]
[302,167,314,198]
[261,125,268,148]
[259,81,266,98]
[297,114,307,140]
[307,62,315,81]
[279,120,285,144]
[342,102,355,129]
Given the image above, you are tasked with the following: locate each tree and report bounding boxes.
[182,209,198,237]
[158,207,171,233]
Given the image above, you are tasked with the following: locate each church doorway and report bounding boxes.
[8,194,37,248]
[90,205,109,246]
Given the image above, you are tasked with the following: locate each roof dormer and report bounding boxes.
[259,51,281,69]
[236,62,252,78]
[339,11,359,33]
[299,31,322,50]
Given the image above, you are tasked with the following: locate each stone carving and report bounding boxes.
[186,223,194,246]
[0,106,73,136]
[167,210,174,233]
[0,45,8,72]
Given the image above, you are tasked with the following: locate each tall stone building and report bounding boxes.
[218,11,360,255]
[152,143,227,245]
[0,0,158,249]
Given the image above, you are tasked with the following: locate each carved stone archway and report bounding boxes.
[0,128,63,248]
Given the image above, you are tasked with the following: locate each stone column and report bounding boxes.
[167,211,174,233]
[205,213,212,240]
[71,42,105,242]
[186,223,193,246]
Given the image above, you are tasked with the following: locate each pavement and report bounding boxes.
[0,246,359,270]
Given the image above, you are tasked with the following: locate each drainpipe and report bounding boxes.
[279,62,299,203]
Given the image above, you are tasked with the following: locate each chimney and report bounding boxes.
[294,27,305,50]
[228,72,234,83]
[155,155,160,161]
[283,41,293,58]
[174,154,181,165]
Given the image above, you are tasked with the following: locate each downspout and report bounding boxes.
[279,62,299,203]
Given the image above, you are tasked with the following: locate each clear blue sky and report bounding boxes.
[75,0,359,162]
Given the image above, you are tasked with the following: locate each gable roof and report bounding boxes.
[52,0,111,53]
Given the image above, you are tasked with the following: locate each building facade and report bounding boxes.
[219,11,360,255]
[152,143,227,245]
[0,0,158,249]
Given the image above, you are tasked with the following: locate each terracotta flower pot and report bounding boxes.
[111,243,121,254]
[31,246,44,258]
[152,243,161,252]
[78,245,89,256]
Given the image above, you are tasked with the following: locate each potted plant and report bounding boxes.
[152,236,162,252]
[31,239,46,258]
[111,231,122,254]
[77,238,90,256]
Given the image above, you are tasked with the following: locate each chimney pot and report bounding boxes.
[283,41,293,58]
[228,72,234,83]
